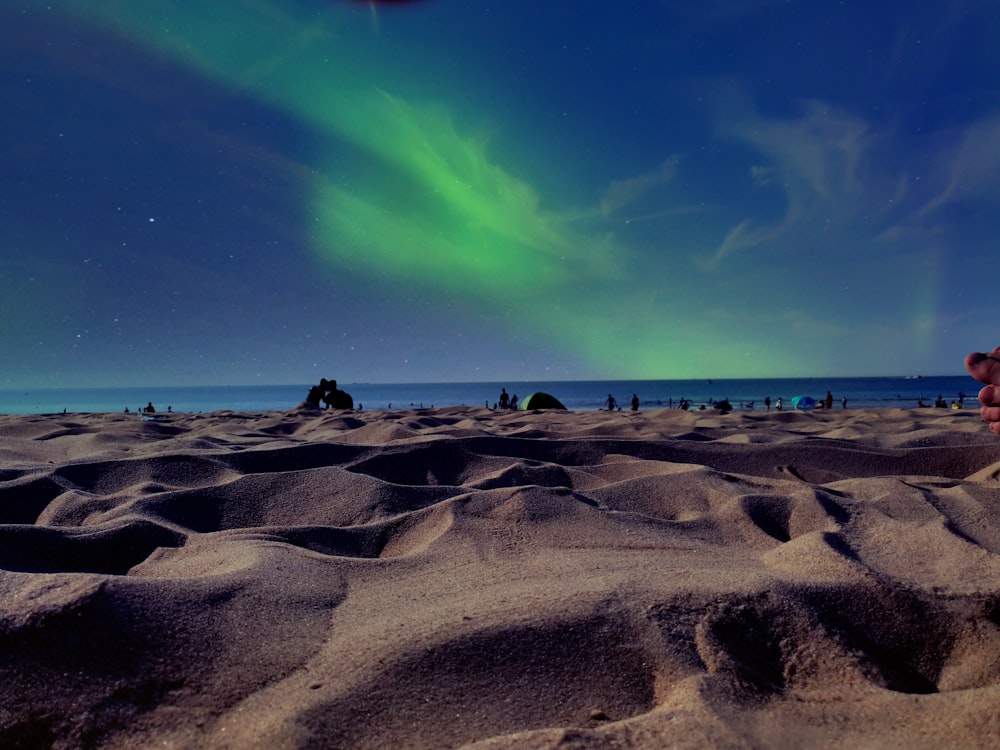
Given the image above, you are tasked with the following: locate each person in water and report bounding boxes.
[966,348,1000,434]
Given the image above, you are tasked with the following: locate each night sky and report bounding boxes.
[3,1,998,388]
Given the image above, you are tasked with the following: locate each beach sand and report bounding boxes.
[2,404,1000,749]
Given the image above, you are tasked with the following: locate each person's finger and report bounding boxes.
[979,385,1000,407]
[967,349,1000,385]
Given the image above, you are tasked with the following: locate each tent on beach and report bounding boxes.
[791,395,817,411]
[517,392,567,410]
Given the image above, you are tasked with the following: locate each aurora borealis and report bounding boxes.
[3,1,999,387]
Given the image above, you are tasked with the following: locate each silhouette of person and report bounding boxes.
[825,391,834,410]
[144,402,156,414]
[306,384,323,407]
[321,379,354,409]
[630,394,639,411]
[510,394,519,409]
[605,393,617,411]
[499,388,510,409]
[306,378,353,409]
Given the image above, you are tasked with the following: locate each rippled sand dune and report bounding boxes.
[2,405,1000,748]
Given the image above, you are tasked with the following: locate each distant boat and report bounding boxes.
[904,375,923,380]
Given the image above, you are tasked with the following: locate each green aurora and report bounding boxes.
[62,0,807,379]
[20,0,990,385]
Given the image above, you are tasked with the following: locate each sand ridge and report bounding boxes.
[2,405,1000,748]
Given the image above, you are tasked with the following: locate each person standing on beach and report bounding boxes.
[498,388,509,409]
[775,397,782,411]
[965,348,1000,434]
[606,393,618,411]
[825,391,834,410]
[630,394,639,411]
[764,396,771,411]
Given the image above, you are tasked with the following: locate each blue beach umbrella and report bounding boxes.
[791,395,817,411]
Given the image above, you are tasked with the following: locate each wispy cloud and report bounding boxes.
[710,92,1000,262]
[720,100,869,201]
[697,214,798,271]
[917,116,1000,216]
[698,98,874,268]
[598,156,680,217]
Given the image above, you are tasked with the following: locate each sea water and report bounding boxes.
[0,376,980,415]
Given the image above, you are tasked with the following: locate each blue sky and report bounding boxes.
[2,0,998,387]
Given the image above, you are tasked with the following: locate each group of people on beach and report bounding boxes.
[918,394,963,409]
[124,402,169,414]
[592,384,973,415]
[496,388,519,410]
[603,393,641,412]
[305,378,354,410]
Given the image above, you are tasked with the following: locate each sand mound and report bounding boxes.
[2,406,1000,748]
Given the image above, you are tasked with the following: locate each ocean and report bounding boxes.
[0,375,980,415]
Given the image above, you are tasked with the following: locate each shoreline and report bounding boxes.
[0,375,978,416]
[0,401,982,419]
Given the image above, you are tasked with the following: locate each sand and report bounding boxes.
[2,404,1000,749]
